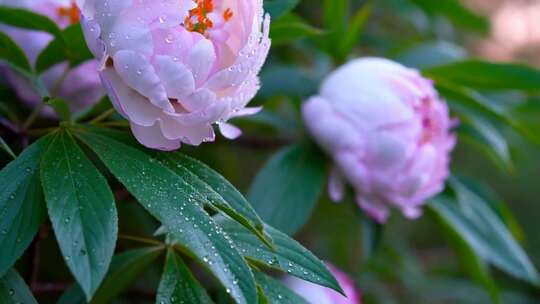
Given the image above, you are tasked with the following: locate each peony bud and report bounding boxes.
[77,0,271,150]
[0,0,104,116]
[303,58,456,223]
[286,264,362,304]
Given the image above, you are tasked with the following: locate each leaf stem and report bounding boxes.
[96,121,130,128]
[22,102,46,131]
[27,127,59,137]
[89,108,116,124]
[118,234,164,246]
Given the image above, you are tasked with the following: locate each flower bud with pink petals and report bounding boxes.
[303,58,456,223]
[77,0,271,150]
[286,264,362,304]
[0,0,104,116]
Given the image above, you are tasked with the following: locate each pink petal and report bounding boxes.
[328,167,345,203]
[131,122,180,151]
[154,55,195,100]
[100,67,161,127]
[219,123,242,140]
[113,50,173,111]
[187,39,216,86]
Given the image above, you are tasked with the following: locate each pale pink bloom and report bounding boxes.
[77,0,271,150]
[0,0,104,116]
[286,264,362,304]
[303,58,456,223]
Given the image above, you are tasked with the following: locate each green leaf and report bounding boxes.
[361,214,383,260]
[264,0,299,19]
[0,269,37,304]
[320,0,347,60]
[396,41,467,69]
[323,0,347,38]
[0,136,51,276]
[270,14,324,45]
[259,65,319,98]
[0,6,63,40]
[436,81,533,145]
[458,118,513,173]
[425,60,540,91]
[92,247,163,304]
[338,3,371,59]
[41,131,118,300]
[408,0,489,33]
[57,285,86,304]
[428,201,500,303]
[249,143,326,235]
[75,125,268,246]
[257,284,269,304]
[0,136,15,159]
[430,178,540,285]
[217,217,343,294]
[59,247,163,304]
[157,250,213,304]
[36,24,93,74]
[155,152,271,247]
[0,31,31,73]
[74,130,258,304]
[254,270,308,304]
[45,98,71,122]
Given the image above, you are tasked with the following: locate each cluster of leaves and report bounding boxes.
[0,125,343,303]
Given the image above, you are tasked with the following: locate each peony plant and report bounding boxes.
[0,0,539,303]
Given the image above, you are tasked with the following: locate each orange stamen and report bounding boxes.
[184,0,233,35]
[57,2,80,24]
[223,8,233,22]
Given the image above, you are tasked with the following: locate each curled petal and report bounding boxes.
[219,123,242,140]
[131,122,181,151]
[113,50,173,111]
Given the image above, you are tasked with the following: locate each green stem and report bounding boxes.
[118,234,164,247]
[96,121,130,128]
[89,108,116,124]
[22,103,46,131]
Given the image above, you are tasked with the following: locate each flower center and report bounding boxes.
[184,0,233,35]
[57,2,80,24]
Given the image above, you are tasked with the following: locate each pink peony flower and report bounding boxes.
[77,0,271,150]
[286,264,362,304]
[0,0,104,116]
[303,58,456,223]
